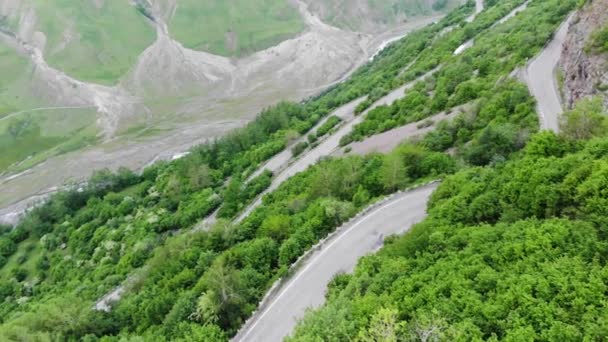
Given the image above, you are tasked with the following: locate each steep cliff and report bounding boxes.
[560,0,608,109]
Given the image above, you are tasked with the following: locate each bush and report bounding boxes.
[316,116,342,137]
[308,133,317,144]
[11,267,28,282]
[292,142,309,157]
[560,97,608,140]
[585,25,608,54]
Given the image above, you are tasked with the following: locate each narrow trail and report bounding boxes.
[456,0,485,54]
[233,183,439,342]
[455,0,529,56]
[522,14,574,132]
[247,96,367,181]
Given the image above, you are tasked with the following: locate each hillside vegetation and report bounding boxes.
[0,1,481,339]
[0,44,29,119]
[341,0,574,145]
[304,0,463,32]
[1,0,604,341]
[10,0,155,84]
[170,0,306,56]
[290,129,608,341]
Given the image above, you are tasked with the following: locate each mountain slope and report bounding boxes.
[0,0,156,84]
[0,0,448,222]
[560,0,608,109]
[304,0,463,33]
[169,0,306,56]
[3,0,608,341]
[289,133,608,341]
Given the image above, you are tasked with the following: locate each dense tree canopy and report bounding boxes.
[0,0,590,340]
[290,134,608,341]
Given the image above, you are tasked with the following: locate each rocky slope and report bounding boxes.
[560,0,608,109]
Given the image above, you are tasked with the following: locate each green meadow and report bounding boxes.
[31,0,155,84]
[170,0,306,56]
[0,108,98,173]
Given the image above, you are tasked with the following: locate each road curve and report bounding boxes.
[248,97,367,181]
[523,14,573,132]
[233,183,438,342]
[466,0,484,22]
[236,69,438,223]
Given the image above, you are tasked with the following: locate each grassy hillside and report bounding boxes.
[290,131,608,341]
[30,0,155,84]
[169,0,306,56]
[0,44,28,119]
[0,43,99,172]
[0,109,98,172]
[304,0,463,32]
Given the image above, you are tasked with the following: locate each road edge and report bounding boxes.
[232,179,440,341]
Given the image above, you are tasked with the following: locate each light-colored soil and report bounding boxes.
[560,0,608,109]
[235,68,439,223]
[339,108,465,156]
[0,0,449,222]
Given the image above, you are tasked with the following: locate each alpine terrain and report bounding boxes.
[1,0,607,341]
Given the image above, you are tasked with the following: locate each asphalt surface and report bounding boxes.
[248,97,366,180]
[466,0,485,22]
[233,183,438,342]
[236,69,437,223]
[524,14,573,132]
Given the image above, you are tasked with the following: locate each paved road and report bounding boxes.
[343,107,466,156]
[524,14,573,132]
[233,183,438,342]
[466,0,485,22]
[456,0,528,56]
[236,70,437,223]
[248,97,366,180]
[495,1,529,26]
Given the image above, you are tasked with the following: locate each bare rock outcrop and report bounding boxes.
[560,0,608,109]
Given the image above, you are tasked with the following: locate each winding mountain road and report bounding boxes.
[231,4,579,341]
[466,0,485,22]
[236,69,438,223]
[248,97,366,181]
[523,14,573,132]
[233,183,438,342]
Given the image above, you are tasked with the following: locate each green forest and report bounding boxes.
[1,0,604,340]
[289,127,608,341]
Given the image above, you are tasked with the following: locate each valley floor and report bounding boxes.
[0,8,442,224]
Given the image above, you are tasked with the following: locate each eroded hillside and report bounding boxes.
[303,0,463,33]
[561,0,608,109]
[0,0,453,225]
